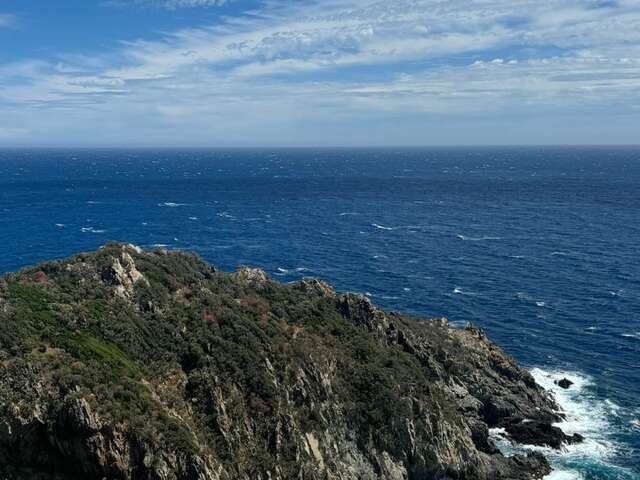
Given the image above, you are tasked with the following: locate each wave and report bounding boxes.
[453,287,478,296]
[544,472,583,480]
[339,212,359,216]
[372,223,394,231]
[158,202,185,208]
[54,223,65,229]
[495,368,634,479]
[81,227,106,234]
[515,292,546,308]
[621,332,640,340]
[456,234,501,241]
[275,267,308,276]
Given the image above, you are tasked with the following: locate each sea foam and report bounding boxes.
[529,369,632,478]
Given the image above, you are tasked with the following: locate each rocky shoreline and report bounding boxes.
[0,244,581,479]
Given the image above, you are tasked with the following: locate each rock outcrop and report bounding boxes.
[0,244,577,479]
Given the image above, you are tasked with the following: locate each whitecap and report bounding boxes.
[339,212,359,216]
[188,216,199,221]
[152,244,169,248]
[456,234,501,241]
[81,227,106,234]
[54,223,65,229]
[621,332,640,340]
[403,288,411,292]
[277,267,289,274]
[159,202,185,208]
[515,292,546,307]
[372,223,394,231]
[453,287,477,296]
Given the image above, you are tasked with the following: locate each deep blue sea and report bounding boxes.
[1,147,638,479]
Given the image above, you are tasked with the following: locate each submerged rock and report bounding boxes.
[0,243,575,479]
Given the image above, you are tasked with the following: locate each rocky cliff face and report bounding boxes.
[0,244,576,479]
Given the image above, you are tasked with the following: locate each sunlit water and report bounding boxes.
[1,147,638,478]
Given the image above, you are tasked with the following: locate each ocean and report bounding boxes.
[1,147,638,479]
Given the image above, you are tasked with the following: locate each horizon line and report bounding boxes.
[1,144,640,150]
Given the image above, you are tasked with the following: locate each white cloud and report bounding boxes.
[1,0,640,144]
[0,14,16,28]
[106,0,233,9]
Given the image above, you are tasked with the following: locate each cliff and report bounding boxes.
[0,244,578,479]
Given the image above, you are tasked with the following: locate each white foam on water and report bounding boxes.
[490,368,634,478]
[456,234,501,241]
[159,202,185,208]
[621,332,640,340]
[529,368,632,478]
[81,227,106,234]
[453,287,478,296]
[545,471,584,480]
[372,223,394,230]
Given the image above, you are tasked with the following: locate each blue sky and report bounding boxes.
[1,0,639,146]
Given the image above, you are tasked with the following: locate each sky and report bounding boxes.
[1,0,639,146]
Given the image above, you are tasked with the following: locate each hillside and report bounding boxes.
[0,244,579,479]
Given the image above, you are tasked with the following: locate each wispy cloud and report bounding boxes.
[105,0,233,9]
[0,14,16,28]
[1,0,640,145]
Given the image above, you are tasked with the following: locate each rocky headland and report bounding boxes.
[0,244,580,479]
